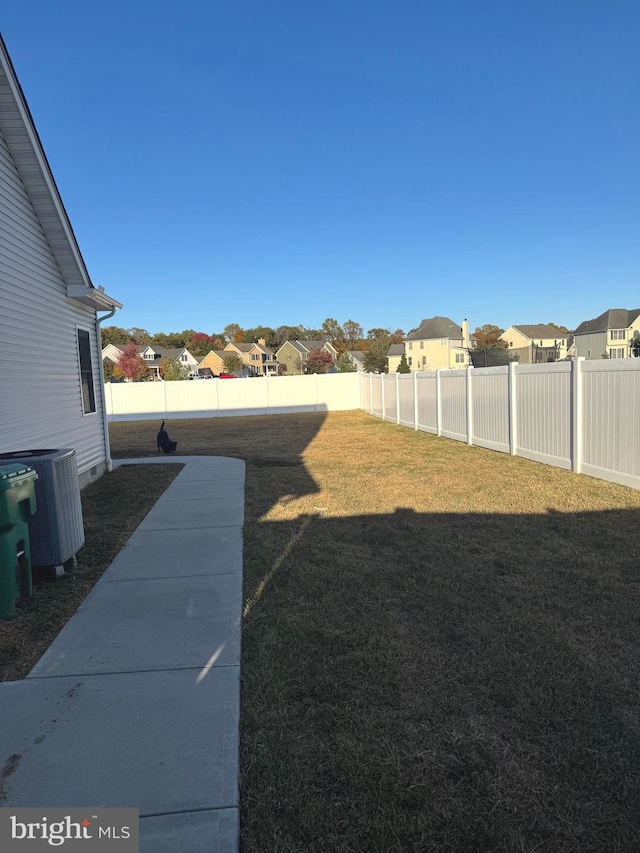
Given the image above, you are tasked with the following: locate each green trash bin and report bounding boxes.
[0,463,38,619]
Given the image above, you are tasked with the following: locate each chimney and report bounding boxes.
[258,338,266,346]
[462,319,470,348]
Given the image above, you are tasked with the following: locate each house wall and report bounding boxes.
[276,341,303,374]
[405,338,468,371]
[0,126,107,486]
[574,332,607,359]
[198,352,225,375]
[503,327,568,361]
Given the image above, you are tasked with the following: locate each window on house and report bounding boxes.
[408,357,412,366]
[422,356,426,365]
[611,330,626,340]
[408,342,413,350]
[610,348,625,358]
[455,353,465,363]
[420,341,424,349]
[286,354,292,360]
[77,329,96,414]
[181,354,187,361]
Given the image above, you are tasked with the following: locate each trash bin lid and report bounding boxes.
[0,463,38,488]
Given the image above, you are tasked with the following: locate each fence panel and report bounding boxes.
[471,366,510,452]
[416,373,437,433]
[398,374,415,427]
[361,371,371,412]
[371,375,383,417]
[316,373,364,411]
[383,375,397,421]
[516,362,572,468]
[106,373,360,421]
[164,380,219,417]
[440,370,468,442]
[581,361,640,489]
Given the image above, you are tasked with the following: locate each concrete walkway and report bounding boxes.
[0,456,244,852]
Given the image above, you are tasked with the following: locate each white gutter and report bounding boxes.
[96,305,119,473]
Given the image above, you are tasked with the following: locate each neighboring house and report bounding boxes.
[386,344,404,373]
[404,317,470,371]
[501,324,568,363]
[0,37,121,487]
[275,340,338,375]
[346,350,365,372]
[102,344,198,378]
[224,339,278,376]
[198,350,230,377]
[573,308,640,360]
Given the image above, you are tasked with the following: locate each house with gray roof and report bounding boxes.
[275,340,338,375]
[403,317,471,371]
[102,343,199,378]
[386,343,405,373]
[501,323,568,363]
[573,308,640,360]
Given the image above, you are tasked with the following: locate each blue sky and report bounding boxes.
[3,1,639,336]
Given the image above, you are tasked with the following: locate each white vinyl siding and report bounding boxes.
[0,125,107,475]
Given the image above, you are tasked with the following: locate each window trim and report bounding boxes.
[76,325,97,415]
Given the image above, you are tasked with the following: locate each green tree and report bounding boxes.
[363,338,390,373]
[305,348,333,374]
[275,325,304,346]
[473,324,508,350]
[100,326,131,346]
[126,327,152,345]
[335,352,356,373]
[321,318,343,343]
[243,326,277,346]
[397,354,411,373]
[548,322,571,335]
[102,358,115,381]
[367,327,391,340]
[159,356,190,380]
[342,319,363,349]
[224,323,244,343]
[223,354,244,376]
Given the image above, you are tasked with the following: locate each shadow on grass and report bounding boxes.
[109,412,640,851]
[241,506,640,853]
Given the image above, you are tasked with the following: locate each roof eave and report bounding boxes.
[67,284,122,311]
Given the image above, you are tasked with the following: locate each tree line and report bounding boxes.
[101,319,571,377]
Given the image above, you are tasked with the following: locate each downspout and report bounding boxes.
[96,307,118,472]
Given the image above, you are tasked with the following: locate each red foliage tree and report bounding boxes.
[305,348,333,374]
[114,342,149,381]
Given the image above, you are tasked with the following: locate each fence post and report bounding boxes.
[381,373,385,420]
[315,371,320,412]
[396,372,400,424]
[466,366,473,445]
[369,372,373,415]
[265,369,270,414]
[508,361,517,455]
[572,357,584,473]
[413,369,418,430]
[436,369,442,436]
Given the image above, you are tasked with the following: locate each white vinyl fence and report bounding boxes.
[361,360,640,491]
[105,372,360,421]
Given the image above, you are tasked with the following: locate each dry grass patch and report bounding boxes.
[113,412,640,852]
[0,464,180,681]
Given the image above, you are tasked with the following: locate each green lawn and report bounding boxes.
[0,464,180,681]
[110,411,640,853]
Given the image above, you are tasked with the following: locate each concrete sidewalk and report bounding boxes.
[0,456,244,852]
